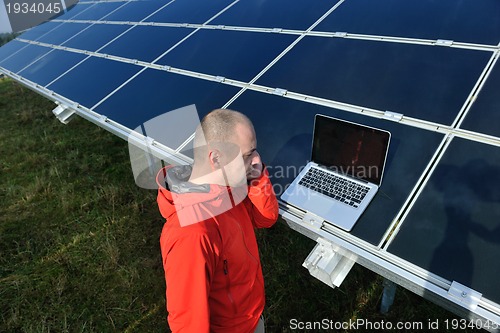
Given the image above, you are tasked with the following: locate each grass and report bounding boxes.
[0,78,483,332]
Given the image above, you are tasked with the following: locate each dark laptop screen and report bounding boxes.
[312,115,390,186]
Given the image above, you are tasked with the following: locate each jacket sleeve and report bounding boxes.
[162,233,219,333]
[246,166,279,229]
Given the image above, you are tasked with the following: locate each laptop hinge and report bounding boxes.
[302,212,324,230]
[448,281,482,311]
[343,172,369,184]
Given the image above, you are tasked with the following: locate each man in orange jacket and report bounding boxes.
[156,109,279,333]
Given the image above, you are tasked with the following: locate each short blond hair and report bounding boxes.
[193,109,252,162]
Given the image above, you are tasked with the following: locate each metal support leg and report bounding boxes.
[380,279,397,314]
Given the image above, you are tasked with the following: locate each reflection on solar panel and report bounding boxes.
[1,0,500,326]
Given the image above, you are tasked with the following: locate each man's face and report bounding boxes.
[232,122,262,180]
[205,121,262,187]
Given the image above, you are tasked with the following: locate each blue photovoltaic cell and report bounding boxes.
[460,62,500,138]
[100,26,195,63]
[94,69,240,146]
[144,0,234,24]
[47,57,141,109]
[211,0,339,30]
[18,21,64,42]
[0,40,28,65]
[17,49,87,87]
[36,22,91,46]
[227,90,444,245]
[157,29,296,82]
[104,0,172,22]
[51,3,95,21]
[68,2,128,21]
[388,138,500,304]
[257,37,490,125]
[0,44,52,74]
[314,0,500,45]
[61,23,130,52]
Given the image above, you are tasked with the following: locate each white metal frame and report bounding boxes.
[281,206,500,332]
[2,0,500,329]
[10,30,500,149]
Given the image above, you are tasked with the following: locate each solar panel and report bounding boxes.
[102,0,172,22]
[93,69,241,138]
[156,29,296,82]
[0,43,51,73]
[227,90,445,245]
[17,49,87,86]
[60,23,130,51]
[11,21,64,42]
[46,57,142,108]
[1,0,500,325]
[143,0,234,24]
[0,40,26,61]
[210,0,337,29]
[99,25,196,63]
[388,137,500,304]
[313,0,500,45]
[67,1,127,21]
[255,37,490,125]
[460,62,500,138]
[36,22,92,45]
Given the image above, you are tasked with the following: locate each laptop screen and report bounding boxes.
[311,115,390,186]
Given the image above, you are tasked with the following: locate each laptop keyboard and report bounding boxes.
[298,167,370,208]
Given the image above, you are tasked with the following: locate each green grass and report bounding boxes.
[0,78,482,332]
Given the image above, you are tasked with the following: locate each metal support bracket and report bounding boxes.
[302,212,324,230]
[272,88,287,96]
[448,281,482,311]
[302,238,356,288]
[383,110,404,122]
[436,39,454,47]
[52,104,76,124]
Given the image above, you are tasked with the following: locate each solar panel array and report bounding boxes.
[1,0,500,314]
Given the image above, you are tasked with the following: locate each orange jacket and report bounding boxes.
[156,165,279,333]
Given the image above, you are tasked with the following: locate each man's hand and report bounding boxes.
[247,154,263,181]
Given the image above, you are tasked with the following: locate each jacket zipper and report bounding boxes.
[234,220,264,292]
[234,221,259,265]
[224,259,237,314]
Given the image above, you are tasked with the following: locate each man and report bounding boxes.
[156,109,279,332]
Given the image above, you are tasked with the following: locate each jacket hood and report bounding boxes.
[156,165,248,226]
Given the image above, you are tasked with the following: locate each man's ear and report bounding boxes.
[208,149,221,169]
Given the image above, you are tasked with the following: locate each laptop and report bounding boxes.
[281,114,391,231]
